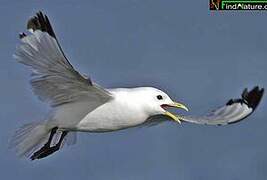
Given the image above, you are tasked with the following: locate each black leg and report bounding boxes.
[57,131,68,147]
[30,127,58,160]
[44,127,58,146]
[31,130,68,160]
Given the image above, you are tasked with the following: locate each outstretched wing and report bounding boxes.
[180,86,264,125]
[14,11,112,107]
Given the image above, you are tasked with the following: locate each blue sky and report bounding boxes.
[1,1,267,179]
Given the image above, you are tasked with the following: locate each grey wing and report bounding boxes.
[14,11,112,107]
[180,86,264,125]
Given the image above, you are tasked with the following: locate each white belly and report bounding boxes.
[74,99,148,132]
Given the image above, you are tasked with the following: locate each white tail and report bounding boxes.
[9,122,50,158]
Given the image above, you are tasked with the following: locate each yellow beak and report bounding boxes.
[163,102,189,124]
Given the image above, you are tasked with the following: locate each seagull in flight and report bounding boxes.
[10,11,264,160]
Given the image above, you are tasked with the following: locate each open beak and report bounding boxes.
[161,102,189,124]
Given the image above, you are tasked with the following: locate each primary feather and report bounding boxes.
[14,11,112,107]
[181,86,264,125]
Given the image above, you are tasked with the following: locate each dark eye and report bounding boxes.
[157,95,163,100]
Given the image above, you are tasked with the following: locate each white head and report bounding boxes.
[122,87,189,123]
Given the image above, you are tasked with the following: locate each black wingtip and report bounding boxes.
[242,86,264,110]
[225,86,264,125]
[19,32,27,39]
[26,11,56,39]
[226,86,264,111]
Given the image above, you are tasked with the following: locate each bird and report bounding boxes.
[10,11,264,160]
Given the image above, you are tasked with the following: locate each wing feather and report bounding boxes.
[180,86,264,125]
[14,11,112,107]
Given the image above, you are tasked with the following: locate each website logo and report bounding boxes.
[210,0,267,10]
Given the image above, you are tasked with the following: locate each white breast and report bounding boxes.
[75,90,149,132]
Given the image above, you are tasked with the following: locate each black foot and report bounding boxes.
[30,130,68,160]
[30,144,60,160]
